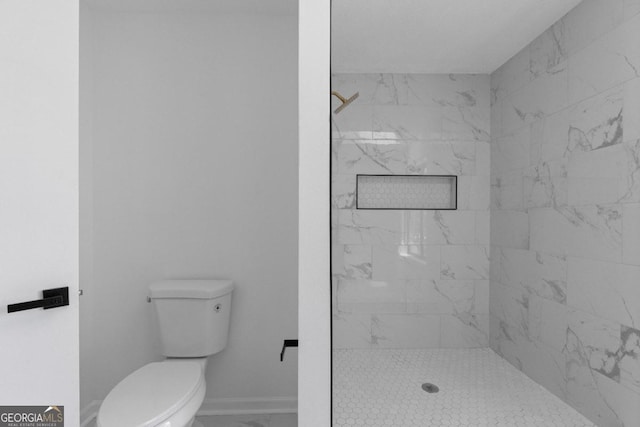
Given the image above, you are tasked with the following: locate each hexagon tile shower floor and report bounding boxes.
[333,348,595,427]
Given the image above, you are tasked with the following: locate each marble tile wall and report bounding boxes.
[331,73,491,350]
[490,1,640,426]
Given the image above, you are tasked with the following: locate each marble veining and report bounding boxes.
[568,309,624,382]
[332,174,356,209]
[529,205,622,261]
[564,310,640,427]
[491,3,640,425]
[335,140,407,174]
[333,245,372,280]
[530,21,568,80]
[619,325,640,393]
[567,86,624,155]
[491,247,567,305]
[406,140,477,176]
[333,73,490,350]
[440,245,490,280]
[524,159,568,209]
[620,139,640,202]
[625,0,640,21]
[372,74,409,105]
[372,105,442,141]
[568,12,640,104]
[567,257,640,329]
[502,66,568,134]
[491,172,525,211]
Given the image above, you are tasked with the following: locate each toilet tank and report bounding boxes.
[149,280,234,357]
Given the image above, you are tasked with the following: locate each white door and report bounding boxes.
[0,0,80,424]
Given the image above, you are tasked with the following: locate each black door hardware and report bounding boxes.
[7,287,69,313]
[280,339,298,361]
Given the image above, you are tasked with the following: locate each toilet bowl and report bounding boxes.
[97,280,234,427]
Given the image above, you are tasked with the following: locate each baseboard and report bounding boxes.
[197,397,297,416]
[79,396,297,425]
[80,400,101,427]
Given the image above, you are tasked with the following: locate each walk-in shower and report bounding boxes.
[331,1,640,426]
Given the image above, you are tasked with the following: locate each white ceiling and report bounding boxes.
[332,0,584,74]
[84,0,584,74]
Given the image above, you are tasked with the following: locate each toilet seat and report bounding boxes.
[98,361,204,427]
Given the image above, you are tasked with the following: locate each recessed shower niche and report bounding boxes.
[356,175,457,210]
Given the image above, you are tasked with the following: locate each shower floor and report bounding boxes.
[333,348,595,427]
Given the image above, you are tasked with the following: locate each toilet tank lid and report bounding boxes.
[150,280,234,299]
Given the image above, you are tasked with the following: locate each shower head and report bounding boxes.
[332,90,359,114]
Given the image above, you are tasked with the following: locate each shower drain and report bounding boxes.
[421,383,439,393]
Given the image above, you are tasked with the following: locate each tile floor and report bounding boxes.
[333,348,596,427]
[197,413,297,427]
[85,413,296,427]
[87,348,597,427]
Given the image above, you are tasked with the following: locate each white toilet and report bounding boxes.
[97,279,234,427]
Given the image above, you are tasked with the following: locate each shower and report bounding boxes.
[331,90,359,114]
[330,1,639,426]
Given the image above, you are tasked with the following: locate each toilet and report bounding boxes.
[97,279,234,427]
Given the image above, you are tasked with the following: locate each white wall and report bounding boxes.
[81,8,298,409]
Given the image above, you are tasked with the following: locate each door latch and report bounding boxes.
[7,287,69,313]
